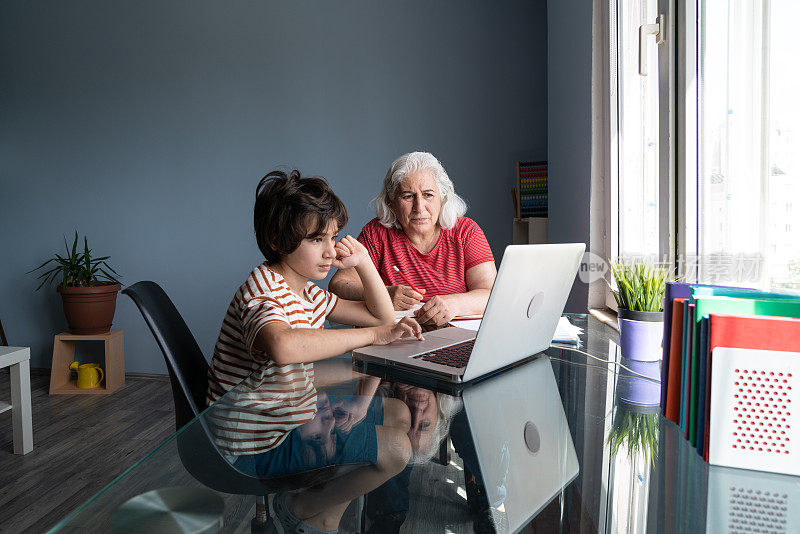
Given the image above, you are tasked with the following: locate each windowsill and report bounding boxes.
[588,308,619,332]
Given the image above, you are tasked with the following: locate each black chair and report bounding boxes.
[123,281,366,531]
[0,318,8,346]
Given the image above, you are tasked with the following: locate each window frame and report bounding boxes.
[598,0,678,311]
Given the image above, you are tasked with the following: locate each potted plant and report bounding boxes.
[30,232,121,334]
[616,357,661,405]
[608,260,668,362]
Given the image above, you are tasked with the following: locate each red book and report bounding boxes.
[665,299,685,423]
[703,314,800,461]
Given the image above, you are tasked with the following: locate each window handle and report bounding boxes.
[639,14,666,76]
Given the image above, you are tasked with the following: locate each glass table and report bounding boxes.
[48,315,800,533]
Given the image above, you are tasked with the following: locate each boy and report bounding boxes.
[206,169,422,534]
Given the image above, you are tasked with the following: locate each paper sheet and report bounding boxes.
[394,303,423,322]
[449,318,482,331]
[552,316,583,344]
[450,316,582,342]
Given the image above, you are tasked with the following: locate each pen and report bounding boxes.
[392,265,423,295]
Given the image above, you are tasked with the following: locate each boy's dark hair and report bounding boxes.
[254,169,348,264]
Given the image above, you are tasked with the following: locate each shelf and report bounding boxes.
[49,380,112,395]
[513,217,548,245]
[49,329,125,395]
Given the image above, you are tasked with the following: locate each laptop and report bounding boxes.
[351,243,585,383]
[462,354,580,531]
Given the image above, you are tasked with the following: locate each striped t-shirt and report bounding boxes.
[206,263,339,455]
[358,216,495,299]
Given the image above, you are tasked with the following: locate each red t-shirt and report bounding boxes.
[357,217,495,299]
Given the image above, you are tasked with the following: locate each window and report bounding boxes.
[603,0,800,305]
[697,0,800,291]
[615,0,662,260]
[598,0,671,310]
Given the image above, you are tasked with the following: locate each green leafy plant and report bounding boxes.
[29,232,120,290]
[607,260,668,312]
[607,407,659,465]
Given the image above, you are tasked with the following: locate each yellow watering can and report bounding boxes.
[69,361,104,389]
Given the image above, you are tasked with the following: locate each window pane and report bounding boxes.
[618,0,660,259]
[698,0,800,290]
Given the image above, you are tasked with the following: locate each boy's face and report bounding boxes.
[281,219,339,280]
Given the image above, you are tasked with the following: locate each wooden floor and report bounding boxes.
[0,369,175,533]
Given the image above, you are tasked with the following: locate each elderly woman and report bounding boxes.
[330,152,497,326]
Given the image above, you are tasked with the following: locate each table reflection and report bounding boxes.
[361,354,579,534]
[49,316,800,534]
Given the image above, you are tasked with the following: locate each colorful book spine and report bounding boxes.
[663,283,800,473]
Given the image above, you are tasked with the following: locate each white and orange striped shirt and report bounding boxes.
[206,263,339,455]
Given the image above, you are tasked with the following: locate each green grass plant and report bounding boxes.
[608,260,668,312]
[607,408,659,465]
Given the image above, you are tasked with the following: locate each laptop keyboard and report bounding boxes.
[413,340,475,369]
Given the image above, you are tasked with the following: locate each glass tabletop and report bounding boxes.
[48,315,800,533]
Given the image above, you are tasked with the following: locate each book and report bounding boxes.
[661,282,723,414]
[690,295,800,450]
[664,298,685,423]
[695,316,710,453]
[681,301,695,434]
[707,346,800,476]
[702,314,800,461]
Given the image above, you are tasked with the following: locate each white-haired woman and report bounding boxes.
[330,151,497,326]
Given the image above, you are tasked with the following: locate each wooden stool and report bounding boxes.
[50,329,125,394]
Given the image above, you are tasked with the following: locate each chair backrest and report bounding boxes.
[0,318,8,346]
[122,281,209,429]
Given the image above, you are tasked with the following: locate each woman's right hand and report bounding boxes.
[373,317,424,345]
[387,285,426,311]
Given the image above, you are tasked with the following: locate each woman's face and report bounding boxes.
[298,394,335,444]
[393,384,438,452]
[391,169,442,238]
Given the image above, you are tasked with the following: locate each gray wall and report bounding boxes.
[1,0,548,372]
[547,0,592,312]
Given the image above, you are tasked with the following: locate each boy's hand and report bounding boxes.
[373,317,424,345]
[333,235,370,270]
[387,285,426,310]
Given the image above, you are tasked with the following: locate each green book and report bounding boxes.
[685,294,800,447]
[691,286,800,301]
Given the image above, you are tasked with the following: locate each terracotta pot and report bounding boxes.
[57,283,122,334]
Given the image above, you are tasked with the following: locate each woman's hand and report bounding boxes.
[415,294,457,326]
[331,397,371,433]
[373,317,424,345]
[332,235,370,270]
[387,285,426,310]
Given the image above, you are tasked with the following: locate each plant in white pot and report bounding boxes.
[608,260,668,363]
[30,232,121,334]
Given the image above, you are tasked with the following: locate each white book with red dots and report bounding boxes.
[708,347,800,476]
